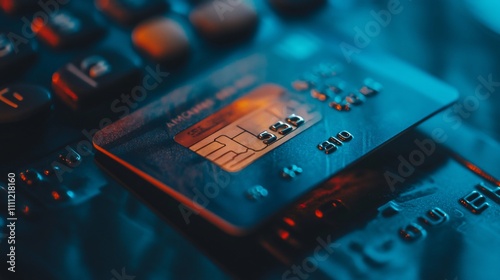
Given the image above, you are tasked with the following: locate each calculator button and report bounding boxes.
[268,0,326,15]
[95,0,169,25]
[132,17,189,64]
[189,1,258,43]
[31,10,105,49]
[0,33,37,81]
[58,147,82,168]
[0,85,52,132]
[52,50,142,110]
[19,168,42,186]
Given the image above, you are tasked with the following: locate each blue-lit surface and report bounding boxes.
[0,0,499,279]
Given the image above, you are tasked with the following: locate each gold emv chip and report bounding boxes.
[174,84,322,172]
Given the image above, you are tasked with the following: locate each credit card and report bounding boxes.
[93,33,458,235]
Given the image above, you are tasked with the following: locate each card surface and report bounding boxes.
[94,33,458,234]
